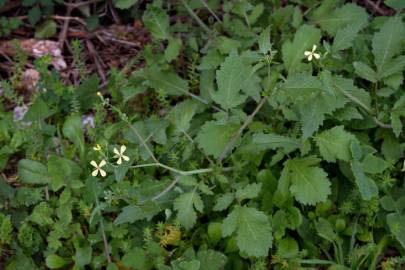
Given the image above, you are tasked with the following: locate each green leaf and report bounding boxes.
[197,250,227,270]
[213,193,235,212]
[315,126,356,162]
[332,76,372,112]
[236,183,262,201]
[350,160,378,200]
[387,213,405,249]
[167,100,198,135]
[353,62,378,83]
[250,133,301,153]
[378,55,405,79]
[222,206,272,257]
[24,97,55,121]
[74,245,92,267]
[280,157,331,205]
[34,19,57,38]
[299,95,331,138]
[122,247,149,269]
[281,74,347,138]
[196,120,239,158]
[114,0,138,9]
[18,159,50,184]
[114,202,160,225]
[47,155,82,191]
[312,3,368,36]
[211,52,250,110]
[174,260,200,270]
[143,5,170,40]
[28,6,41,25]
[62,114,85,157]
[332,20,367,52]
[45,254,68,269]
[385,0,405,9]
[258,26,271,55]
[282,24,321,74]
[362,154,388,174]
[372,16,405,76]
[76,75,100,110]
[142,68,190,96]
[164,37,182,62]
[391,94,405,137]
[315,218,337,242]
[276,237,299,259]
[199,50,223,70]
[174,191,203,229]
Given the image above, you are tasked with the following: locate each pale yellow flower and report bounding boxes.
[113,145,130,165]
[93,144,101,151]
[91,160,107,177]
[304,45,320,61]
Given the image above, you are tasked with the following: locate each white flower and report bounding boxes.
[113,145,130,165]
[93,144,101,151]
[91,160,107,177]
[304,45,320,61]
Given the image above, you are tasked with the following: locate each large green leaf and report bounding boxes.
[222,205,272,257]
[372,16,405,77]
[211,53,250,110]
[62,114,85,157]
[142,68,190,96]
[196,120,239,158]
[174,191,204,229]
[350,160,378,200]
[282,25,321,74]
[142,5,170,40]
[24,97,55,121]
[167,100,198,135]
[250,133,300,153]
[197,250,227,270]
[279,156,331,205]
[387,213,405,249]
[18,159,50,184]
[332,20,367,52]
[315,126,356,162]
[312,3,368,36]
[353,62,378,83]
[47,155,81,191]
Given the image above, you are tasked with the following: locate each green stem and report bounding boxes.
[180,0,212,34]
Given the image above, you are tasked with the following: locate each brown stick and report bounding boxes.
[59,3,73,48]
[85,39,107,83]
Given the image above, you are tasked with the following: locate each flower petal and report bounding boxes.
[113,147,120,155]
[120,145,126,154]
[99,159,107,167]
[92,169,99,177]
[304,51,311,56]
[314,53,320,59]
[90,160,98,168]
[100,169,107,177]
[312,44,317,52]
[308,54,313,61]
[117,157,122,165]
[122,155,130,162]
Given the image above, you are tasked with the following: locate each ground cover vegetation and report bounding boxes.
[0,0,405,269]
